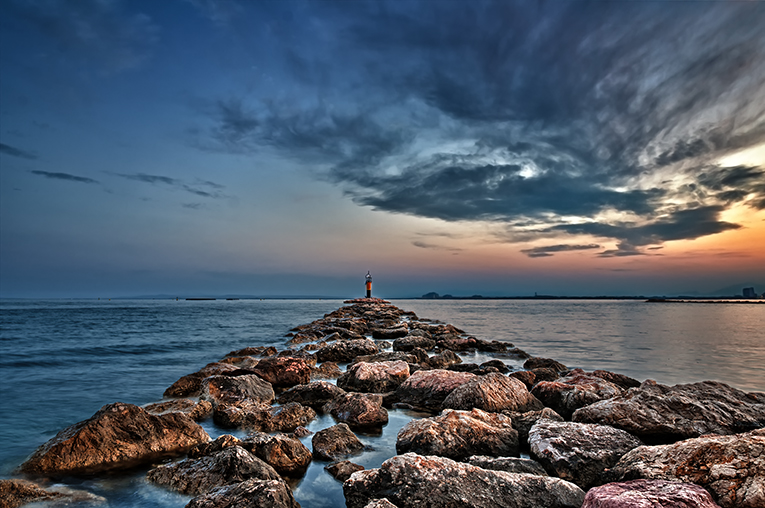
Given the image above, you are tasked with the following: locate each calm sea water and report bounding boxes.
[1,298,763,507]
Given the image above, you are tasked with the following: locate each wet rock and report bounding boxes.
[423,350,462,369]
[395,369,477,411]
[226,346,277,358]
[278,381,347,409]
[20,403,209,476]
[447,363,482,374]
[396,408,519,460]
[392,335,436,352]
[144,399,213,421]
[276,349,317,367]
[362,499,397,508]
[524,357,568,372]
[323,393,389,428]
[372,326,409,341]
[591,370,641,390]
[509,370,536,389]
[531,368,623,419]
[435,335,476,352]
[314,339,379,363]
[0,479,106,508]
[343,453,585,508]
[529,420,643,489]
[185,478,300,508]
[293,426,312,437]
[530,367,561,383]
[473,338,509,353]
[572,380,765,443]
[218,356,260,368]
[503,407,564,446]
[350,351,418,365]
[325,460,364,482]
[338,361,410,393]
[442,372,544,413]
[213,400,316,432]
[189,434,241,459]
[249,356,311,388]
[609,428,765,508]
[407,347,430,363]
[146,446,280,496]
[200,374,274,407]
[164,362,241,398]
[467,455,548,476]
[241,432,312,476]
[480,359,510,373]
[582,479,722,508]
[311,361,343,379]
[312,423,365,461]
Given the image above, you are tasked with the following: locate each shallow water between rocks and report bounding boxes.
[1,298,763,507]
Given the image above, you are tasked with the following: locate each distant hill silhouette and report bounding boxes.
[707,282,765,297]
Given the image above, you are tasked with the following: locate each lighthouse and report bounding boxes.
[365,271,373,298]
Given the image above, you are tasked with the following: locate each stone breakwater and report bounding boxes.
[2,298,764,508]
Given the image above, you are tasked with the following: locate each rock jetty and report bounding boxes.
[10,297,765,508]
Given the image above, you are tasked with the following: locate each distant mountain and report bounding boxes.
[707,282,765,297]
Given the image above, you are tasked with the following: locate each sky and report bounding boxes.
[1,0,764,298]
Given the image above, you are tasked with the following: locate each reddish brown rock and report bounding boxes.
[326,460,364,482]
[609,428,765,508]
[323,393,389,428]
[314,339,379,363]
[372,326,409,341]
[146,445,280,495]
[466,455,548,476]
[200,374,275,407]
[509,370,536,389]
[278,381,347,409]
[312,423,366,461]
[249,357,311,388]
[392,335,436,352]
[532,368,623,419]
[396,408,519,460]
[350,351,419,365]
[185,478,299,508]
[311,361,343,379]
[338,360,410,393]
[213,400,316,432]
[218,356,260,368]
[524,357,568,372]
[164,362,241,398]
[395,369,477,411]
[343,453,585,508]
[144,398,213,421]
[226,346,277,358]
[572,380,765,443]
[19,403,209,476]
[582,479,722,508]
[189,434,242,459]
[241,432,312,476]
[528,420,643,489]
[0,479,105,508]
[530,367,561,383]
[442,373,544,412]
[503,407,565,446]
[424,350,462,369]
[592,370,641,390]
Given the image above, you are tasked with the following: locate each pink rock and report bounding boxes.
[582,479,721,507]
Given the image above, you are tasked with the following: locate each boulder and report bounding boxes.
[528,420,643,489]
[164,362,241,397]
[343,453,585,508]
[372,326,409,341]
[218,356,260,369]
[311,361,343,379]
[609,428,765,508]
[326,460,364,482]
[338,361,410,393]
[423,350,462,369]
[0,479,105,508]
[189,434,242,459]
[591,370,641,390]
[396,408,519,460]
[395,369,477,411]
[531,369,623,419]
[530,367,561,383]
[572,380,765,443]
[20,402,209,476]
[582,479,722,508]
[392,335,436,352]
[213,400,316,432]
[200,374,274,407]
[251,357,311,388]
[278,381,347,409]
[241,432,312,476]
[467,456,548,476]
[144,398,213,421]
[350,351,418,365]
[524,357,568,372]
[480,359,510,373]
[146,445,280,495]
[362,500,397,508]
[185,478,300,508]
[314,339,379,363]
[312,423,365,461]
[442,373,544,413]
[323,393,389,428]
[226,346,277,358]
[508,370,536,389]
[503,408,564,446]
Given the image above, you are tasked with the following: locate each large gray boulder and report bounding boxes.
[185,478,300,508]
[528,420,643,489]
[200,374,274,407]
[467,456,548,476]
[213,400,316,432]
[572,380,765,443]
[395,369,477,410]
[323,393,389,428]
[20,403,210,476]
[343,453,585,508]
[396,408,519,460]
[314,339,379,363]
[531,369,623,419]
[312,423,366,461]
[608,428,765,508]
[442,373,544,412]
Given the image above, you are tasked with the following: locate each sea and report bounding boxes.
[1,298,763,507]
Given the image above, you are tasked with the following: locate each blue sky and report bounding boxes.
[2,0,764,298]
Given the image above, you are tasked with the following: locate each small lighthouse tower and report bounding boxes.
[365,271,373,298]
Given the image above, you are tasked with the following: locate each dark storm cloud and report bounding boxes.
[30,170,98,184]
[0,143,37,160]
[114,173,226,199]
[3,0,159,72]
[521,244,601,258]
[194,0,765,254]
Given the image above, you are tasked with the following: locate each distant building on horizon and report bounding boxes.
[743,287,756,298]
